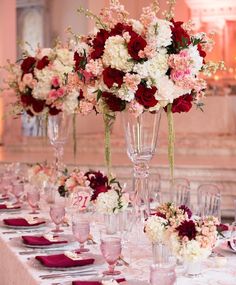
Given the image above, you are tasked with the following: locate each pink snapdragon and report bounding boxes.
[79,100,94,116]
[128,100,144,117]
[140,6,156,27]
[124,73,141,92]
[86,59,103,77]
[138,42,156,59]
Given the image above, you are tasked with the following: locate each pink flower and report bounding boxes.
[127,100,144,117]
[51,76,60,88]
[85,59,103,77]
[124,74,141,92]
[22,73,34,87]
[170,70,186,82]
[79,100,94,115]
[140,7,156,27]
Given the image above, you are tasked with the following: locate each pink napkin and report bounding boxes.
[3,218,45,227]
[35,253,95,268]
[22,235,68,246]
[72,279,126,285]
[0,204,21,210]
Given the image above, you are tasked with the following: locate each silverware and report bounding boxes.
[40,270,98,279]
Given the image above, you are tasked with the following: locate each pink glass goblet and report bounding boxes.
[100,236,122,275]
[1,176,13,198]
[26,187,40,214]
[150,263,176,285]
[12,181,24,206]
[50,204,65,233]
[72,220,90,252]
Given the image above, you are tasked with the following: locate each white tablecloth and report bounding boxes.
[0,208,236,285]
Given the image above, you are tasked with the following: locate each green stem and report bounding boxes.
[73,113,77,162]
[167,104,175,185]
[103,113,113,180]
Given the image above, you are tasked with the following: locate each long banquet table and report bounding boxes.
[0,206,236,285]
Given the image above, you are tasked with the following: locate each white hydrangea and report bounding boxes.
[74,42,90,55]
[62,90,79,114]
[187,45,203,75]
[117,85,135,102]
[154,75,190,103]
[181,240,211,262]
[37,48,53,59]
[96,189,128,214]
[147,19,173,48]
[133,51,169,79]
[145,215,167,243]
[56,48,75,67]
[102,35,134,72]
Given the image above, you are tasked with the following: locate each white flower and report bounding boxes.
[182,240,211,262]
[129,19,144,34]
[117,85,135,102]
[187,45,203,75]
[147,19,173,48]
[36,48,53,59]
[102,35,134,72]
[145,215,167,243]
[74,42,90,55]
[96,189,128,214]
[62,90,79,114]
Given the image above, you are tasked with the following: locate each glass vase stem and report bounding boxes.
[167,104,175,185]
[103,113,114,180]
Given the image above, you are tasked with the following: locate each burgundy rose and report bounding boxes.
[48,106,61,116]
[217,223,229,233]
[110,23,137,38]
[171,19,191,50]
[171,94,193,113]
[26,109,34,117]
[197,44,206,60]
[176,220,197,240]
[102,91,126,112]
[74,51,86,71]
[21,57,36,74]
[36,56,50,70]
[91,29,110,59]
[78,89,84,100]
[135,83,158,108]
[91,185,109,201]
[31,98,46,113]
[153,212,166,219]
[179,205,192,219]
[128,35,147,61]
[103,67,125,89]
[20,93,33,107]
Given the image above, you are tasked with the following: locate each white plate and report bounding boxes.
[219,241,236,254]
[0,207,21,212]
[28,253,104,271]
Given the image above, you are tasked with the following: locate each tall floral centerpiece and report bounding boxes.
[77,0,224,212]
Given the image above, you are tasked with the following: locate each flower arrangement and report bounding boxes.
[4,42,96,117]
[76,0,224,178]
[28,162,53,187]
[145,202,219,262]
[57,168,90,197]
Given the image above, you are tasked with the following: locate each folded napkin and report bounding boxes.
[217,223,229,232]
[3,218,45,227]
[22,235,68,246]
[35,253,95,268]
[72,279,126,285]
[0,204,21,210]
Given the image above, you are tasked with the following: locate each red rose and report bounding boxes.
[48,106,61,116]
[135,83,158,108]
[31,97,46,113]
[103,67,125,89]
[176,220,197,240]
[21,57,36,74]
[171,94,193,113]
[20,93,34,107]
[171,19,190,50]
[36,56,50,70]
[102,91,126,112]
[91,185,109,201]
[91,29,110,59]
[197,44,206,59]
[128,35,147,61]
[110,23,137,38]
[74,51,86,71]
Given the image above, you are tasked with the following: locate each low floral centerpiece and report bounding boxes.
[28,162,53,188]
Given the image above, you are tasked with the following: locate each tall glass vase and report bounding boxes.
[122,110,162,217]
[47,112,72,178]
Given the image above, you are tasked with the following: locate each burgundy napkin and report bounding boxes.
[0,204,21,210]
[217,223,229,232]
[22,235,68,246]
[72,279,126,285]
[35,253,95,268]
[3,218,45,227]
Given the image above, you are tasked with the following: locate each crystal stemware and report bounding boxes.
[100,229,122,275]
[122,110,162,217]
[12,180,24,206]
[50,204,66,233]
[47,113,72,176]
[1,175,13,198]
[25,184,40,214]
[72,214,90,252]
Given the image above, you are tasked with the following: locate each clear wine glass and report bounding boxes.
[47,113,72,176]
[25,184,40,214]
[12,181,24,206]
[72,214,90,252]
[50,204,66,233]
[100,229,122,276]
[122,110,162,217]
